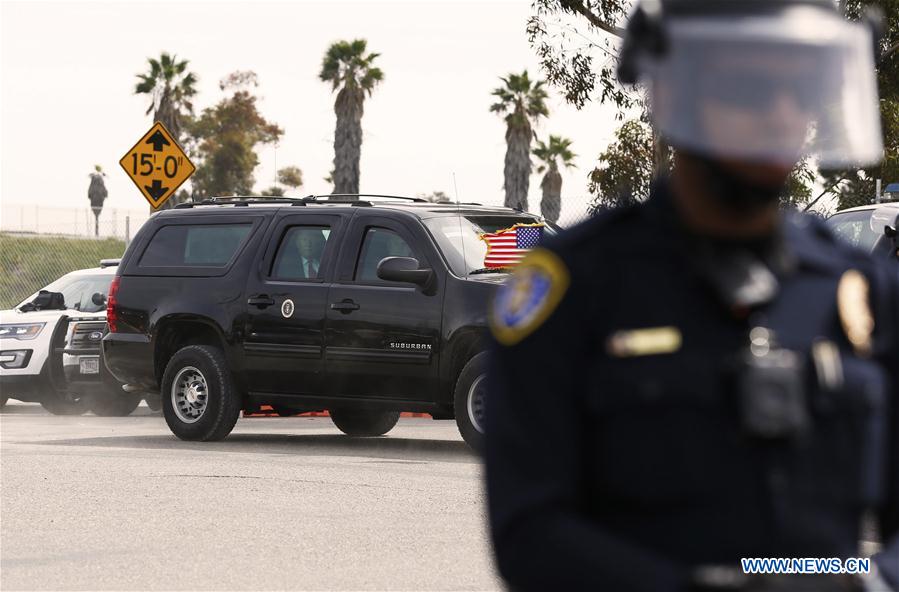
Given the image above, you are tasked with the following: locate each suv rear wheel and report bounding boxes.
[454,353,487,453]
[161,345,241,441]
[330,409,400,437]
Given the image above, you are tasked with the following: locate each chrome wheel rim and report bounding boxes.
[466,374,487,434]
[171,366,208,424]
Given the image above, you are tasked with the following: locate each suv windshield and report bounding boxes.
[16,273,112,313]
[826,210,880,253]
[424,215,555,276]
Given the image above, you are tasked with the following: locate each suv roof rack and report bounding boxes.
[302,194,428,203]
[171,194,431,210]
[174,196,308,209]
[99,258,121,268]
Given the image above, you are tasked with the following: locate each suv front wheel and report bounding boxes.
[161,345,241,441]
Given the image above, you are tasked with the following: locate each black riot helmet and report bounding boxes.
[618,0,884,169]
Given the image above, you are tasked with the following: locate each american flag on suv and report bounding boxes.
[479,224,545,269]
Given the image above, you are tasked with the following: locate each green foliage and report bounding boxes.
[188,71,283,198]
[831,0,899,210]
[259,186,286,197]
[0,234,125,309]
[780,159,816,209]
[134,52,197,140]
[534,135,577,173]
[490,71,550,129]
[319,39,384,95]
[527,0,632,112]
[419,191,452,203]
[277,166,303,189]
[587,119,653,211]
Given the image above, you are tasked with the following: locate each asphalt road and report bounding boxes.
[1,402,500,591]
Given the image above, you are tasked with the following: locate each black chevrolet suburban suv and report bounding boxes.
[103,195,554,448]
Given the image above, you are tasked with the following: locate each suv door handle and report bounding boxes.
[247,295,275,308]
[330,299,360,313]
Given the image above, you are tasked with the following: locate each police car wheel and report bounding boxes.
[454,353,487,453]
[161,345,241,441]
[330,409,400,437]
[40,393,89,416]
[89,392,142,417]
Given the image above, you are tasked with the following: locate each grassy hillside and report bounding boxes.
[0,233,126,309]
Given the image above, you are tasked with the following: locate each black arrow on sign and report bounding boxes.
[144,179,169,200]
[145,130,171,152]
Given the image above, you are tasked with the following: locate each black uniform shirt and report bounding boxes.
[486,181,899,591]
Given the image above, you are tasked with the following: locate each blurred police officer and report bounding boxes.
[486,1,899,590]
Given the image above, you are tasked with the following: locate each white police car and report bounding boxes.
[0,260,118,414]
[826,201,899,260]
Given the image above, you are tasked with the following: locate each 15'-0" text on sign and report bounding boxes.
[119,121,195,209]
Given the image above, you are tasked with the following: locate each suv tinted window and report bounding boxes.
[140,224,252,267]
[355,228,415,282]
[271,226,331,280]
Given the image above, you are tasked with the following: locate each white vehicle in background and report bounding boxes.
[0,260,137,415]
[826,201,899,261]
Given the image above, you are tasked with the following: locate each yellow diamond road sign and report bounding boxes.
[119,121,195,209]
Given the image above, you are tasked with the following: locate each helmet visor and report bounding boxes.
[644,6,883,167]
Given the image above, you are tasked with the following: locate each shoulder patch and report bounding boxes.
[489,248,570,346]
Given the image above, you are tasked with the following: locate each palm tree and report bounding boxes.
[135,53,197,210]
[319,39,384,198]
[87,165,107,237]
[134,52,197,142]
[490,71,549,211]
[534,135,576,223]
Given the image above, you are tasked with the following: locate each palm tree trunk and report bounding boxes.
[503,122,532,210]
[153,98,183,210]
[540,168,562,223]
[332,86,364,198]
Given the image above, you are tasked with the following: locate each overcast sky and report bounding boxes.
[1,0,628,222]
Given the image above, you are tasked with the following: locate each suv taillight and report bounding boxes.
[106,276,121,333]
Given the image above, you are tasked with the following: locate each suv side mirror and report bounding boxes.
[377,257,434,289]
[32,290,66,311]
[91,292,106,307]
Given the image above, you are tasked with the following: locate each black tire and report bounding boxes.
[0,397,7,409]
[89,392,142,417]
[330,408,400,437]
[454,353,488,453]
[161,345,241,441]
[40,393,89,416]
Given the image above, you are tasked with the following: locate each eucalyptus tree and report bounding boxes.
[534,135,576,223]
[319,39,384,197]
[490,71,550,211]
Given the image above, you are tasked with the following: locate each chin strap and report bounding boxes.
[692,154,788,213]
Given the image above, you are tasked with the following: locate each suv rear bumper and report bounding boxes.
[102,333,156,389]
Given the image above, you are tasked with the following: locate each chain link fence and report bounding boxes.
[0,205,152,309]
